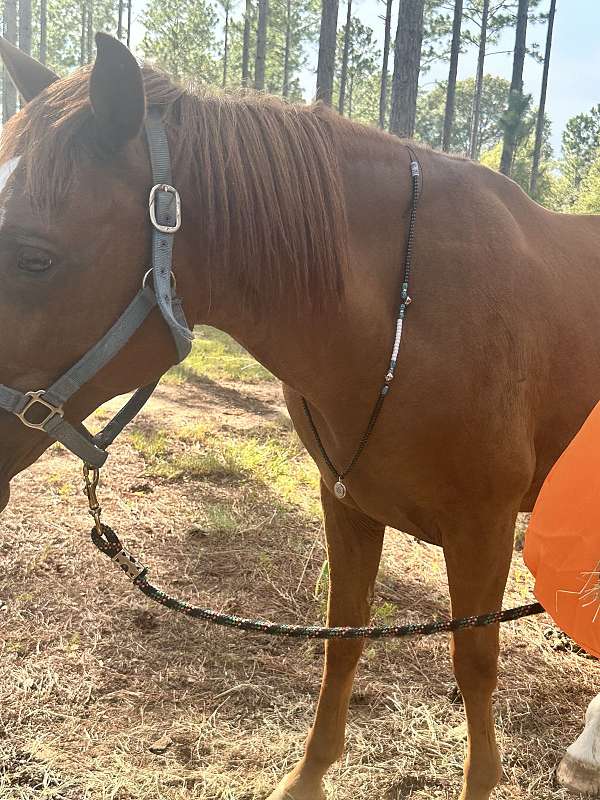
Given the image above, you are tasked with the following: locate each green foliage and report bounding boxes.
[571,156,600,214]
[562,106,600,191]
[226,0,318,98]
[141,0,219,82]
[421,0,453,71]
[333,16,380,122]
[416,74,510,153]
[165,326,275,384]
[480,115,554,205]
[29,0,117,72]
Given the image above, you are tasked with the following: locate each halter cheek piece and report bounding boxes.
[0,109,193,467]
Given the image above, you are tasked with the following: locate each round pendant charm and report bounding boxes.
[334,480,347,499]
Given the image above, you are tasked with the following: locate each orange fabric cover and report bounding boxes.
[525,400,600,659]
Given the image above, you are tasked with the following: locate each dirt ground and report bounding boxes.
[0,329,598,799]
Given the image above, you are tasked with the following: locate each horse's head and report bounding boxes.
[0,35,195,512]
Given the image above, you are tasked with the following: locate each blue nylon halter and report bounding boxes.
[0,109,193,467]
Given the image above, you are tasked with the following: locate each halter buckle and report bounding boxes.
[16,390,64,431]
[149,183,181,233]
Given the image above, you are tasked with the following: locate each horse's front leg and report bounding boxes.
[442,508,516,800]
[267,479,384,800]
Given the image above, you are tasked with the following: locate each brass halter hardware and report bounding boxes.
[83,463,103,537]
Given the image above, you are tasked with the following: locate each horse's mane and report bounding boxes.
[0,66,349,306]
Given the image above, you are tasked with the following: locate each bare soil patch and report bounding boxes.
[1,351,597,799]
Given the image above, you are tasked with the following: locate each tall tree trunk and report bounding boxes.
[441,0,463,151]
[127,0,132,48]
[389,0,425,138]
[316,0,339,105]
[348,70,354,118]
[530,0,556,196]
[282,0,291,97]
[39,0,47,62]
[337,0,352,114]
[3,0,17,120]
[378,0,393,129]
[117,0,123,39]
[469,0,489,159]
[86,0,94,62]
[222,3,230,88]
[19,0,32,55]
[241,0,252,87]
[254,0,268,90]
[80,2,87,66]
[499,0,529,176]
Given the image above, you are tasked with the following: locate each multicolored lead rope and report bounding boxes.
[90,521,545,640]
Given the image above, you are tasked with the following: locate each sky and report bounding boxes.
[323,0,600,156]
[131,0,600,158]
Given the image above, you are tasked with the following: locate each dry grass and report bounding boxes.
[1,329,598,799]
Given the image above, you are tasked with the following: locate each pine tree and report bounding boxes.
[337,0,351,114]
[142,0,219,83]
[3,0,17,120]
[378,0,393,129]
[468,0,489,158]
[39,0,47,62]
[335,16,379,122]
[530,0,556,197]
[19,0,32,55]
[316,0,339,104]
[442,0,463,151]
[219,0,232,88]
[254,0,268,89]
[499,0,530,175]
[241,0,253,86]
[390,0,425,137]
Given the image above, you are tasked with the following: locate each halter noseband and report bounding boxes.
[0,109,193,467]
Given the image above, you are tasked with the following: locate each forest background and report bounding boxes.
[1,0,599,213]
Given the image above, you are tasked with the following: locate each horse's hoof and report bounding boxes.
[557,753,600,795]
[265,774,326,800]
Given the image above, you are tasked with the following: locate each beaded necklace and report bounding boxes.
[302,150,421,500]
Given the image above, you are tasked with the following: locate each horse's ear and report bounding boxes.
[0,36,58,103]
[89,33,145,153]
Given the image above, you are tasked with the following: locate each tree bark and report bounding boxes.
[499,0,529,176]
[282,0,291,96]
[316,0,339,105]
[469,0,489,159]
[80,3,87,66]
[389,0,425,138]
[242,0,252,87]
[117,0,123,39]
[127,0,132,48]
[86,0,94,62]
[254,0,268,90]
[39,0,47,63]
[222,3,230,88]
[441,0,463,151]
[3,0,17,120]
[337,0,352,114]
[530,0,556,196]
[19,0,32,55]
[378,0,393,129]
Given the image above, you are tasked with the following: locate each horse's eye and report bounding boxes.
[18,247,53,274]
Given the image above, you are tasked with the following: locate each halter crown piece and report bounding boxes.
[0,109,193,467]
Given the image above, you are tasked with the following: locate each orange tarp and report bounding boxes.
[525,400,600,659]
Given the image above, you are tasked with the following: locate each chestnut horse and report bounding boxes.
[0,33,598,800]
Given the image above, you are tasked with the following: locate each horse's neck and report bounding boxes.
[184,121,417,405]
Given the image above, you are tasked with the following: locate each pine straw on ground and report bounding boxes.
[0,351,598,799]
